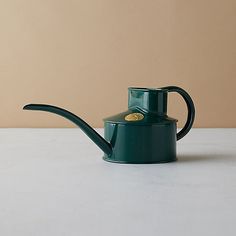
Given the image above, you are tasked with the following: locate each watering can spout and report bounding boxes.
[23,104,113,156]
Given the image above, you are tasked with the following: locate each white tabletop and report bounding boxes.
[0,128,236,236]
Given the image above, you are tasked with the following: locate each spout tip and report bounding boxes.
[23,104,37,110]
[23,104,31,110]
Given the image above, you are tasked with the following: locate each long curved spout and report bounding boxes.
[23,104,112,156]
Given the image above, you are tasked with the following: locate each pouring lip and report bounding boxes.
[128,87,168,92]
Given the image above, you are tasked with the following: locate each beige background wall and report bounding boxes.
[0,0,235,128]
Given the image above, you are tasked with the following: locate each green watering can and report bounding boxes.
[23,86,195,164]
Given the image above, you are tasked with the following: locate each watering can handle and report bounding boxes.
[161,86,195,141]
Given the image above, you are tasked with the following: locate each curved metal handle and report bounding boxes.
[162,86,195,140]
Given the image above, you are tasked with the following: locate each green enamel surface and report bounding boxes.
[103,109,177,126]
[103,122,177,164]
[24,86,195,164]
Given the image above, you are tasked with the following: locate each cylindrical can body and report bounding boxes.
[103,122,177,164]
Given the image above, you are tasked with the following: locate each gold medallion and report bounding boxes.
[125,113,144,121]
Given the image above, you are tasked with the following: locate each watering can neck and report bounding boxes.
[128,87,168,115]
